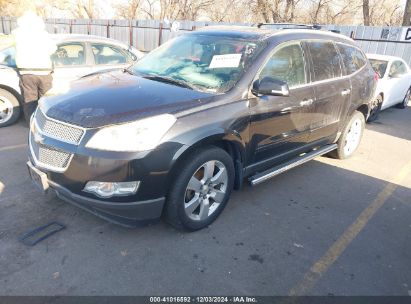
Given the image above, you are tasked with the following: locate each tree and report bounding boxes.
[116,0,142,19]
[363,0,370,25]
[368,0,402,26]
[73,0,98,19]
[253,0,301,23]
[403,0,411,26]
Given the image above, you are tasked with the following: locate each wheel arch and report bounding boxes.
[167,131,246,193]
[356,103,369,120]
[0,84,23,106]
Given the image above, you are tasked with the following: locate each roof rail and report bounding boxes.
[255,23,322,30]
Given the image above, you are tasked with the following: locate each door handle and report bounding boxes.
[300,98,313,106]
[341,89,351,96]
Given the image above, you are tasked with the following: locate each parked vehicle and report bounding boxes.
[367,54,411,121]
[0,34,144,127]
[27,26,376,231]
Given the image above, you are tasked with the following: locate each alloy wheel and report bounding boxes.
[184,160,228,221]
[0,96,13,124]
[344,118,362,156]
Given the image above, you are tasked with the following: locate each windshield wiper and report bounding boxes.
[143,75,196,90]
[123,65,136,75]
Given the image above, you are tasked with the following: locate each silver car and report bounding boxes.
[0,34,144,127]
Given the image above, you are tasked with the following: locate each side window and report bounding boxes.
[337,44,366,75]
[91,44,128,65]
[259,43,306,87]
[307,41,342,81]
[389,61,406,76]
[0,47,16,67]
[52,43,85,67]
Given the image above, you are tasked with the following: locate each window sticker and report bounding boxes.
[209,54,242,69]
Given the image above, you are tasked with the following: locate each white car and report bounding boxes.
[367,54,411,121]
[0,34,144,127]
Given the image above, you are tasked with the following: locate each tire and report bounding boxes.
[367,94,382,122]
[0,89,21,127]
[396,88,410,109]
[164,146,235,231]
[330,110,365,160]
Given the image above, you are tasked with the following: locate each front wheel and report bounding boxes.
[397,88,410,109]
[330,110,365,159]
[0,89,21,127]
[164,146,234,231]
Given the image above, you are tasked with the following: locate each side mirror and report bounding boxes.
[252,77,290,97]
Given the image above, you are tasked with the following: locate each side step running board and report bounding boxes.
[249,144,337,186]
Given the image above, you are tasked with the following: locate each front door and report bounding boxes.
[247,41,317,171]
[386,60,409,106]
[49,42,93,95]
[89,43,132,75]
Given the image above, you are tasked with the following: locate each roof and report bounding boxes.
[51,34,129,47]
[194,25,354,43]
[195,26,274,39]
[366,53,404,62]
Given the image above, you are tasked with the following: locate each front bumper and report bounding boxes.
[28,162,165,227]
[52,180,165,227]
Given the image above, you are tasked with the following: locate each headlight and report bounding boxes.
[86,114,176,152]
[83,181,140,198]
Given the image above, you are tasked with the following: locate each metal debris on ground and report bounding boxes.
[19,222,65,246]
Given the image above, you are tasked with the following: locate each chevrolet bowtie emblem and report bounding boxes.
[33,131,45,144]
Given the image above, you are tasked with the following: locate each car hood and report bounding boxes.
[41,70,216,128]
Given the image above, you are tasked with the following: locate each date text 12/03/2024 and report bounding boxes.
[149,297,257,303]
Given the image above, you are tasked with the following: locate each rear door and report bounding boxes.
[248,41,317,170]
[336,43,373,113]
[304,40,351,143]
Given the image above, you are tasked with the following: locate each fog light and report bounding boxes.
[83,181,140,198]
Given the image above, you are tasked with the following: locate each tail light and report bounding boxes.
[374,72,379,81]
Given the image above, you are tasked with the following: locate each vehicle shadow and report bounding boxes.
[367,105,411,142]
[0,154,410,296]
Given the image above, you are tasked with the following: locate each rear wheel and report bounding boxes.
[367,94,382,122]
[397,88,410,109]
[164,146,234,231]
[330,110,365,159]
[0,89,20,127]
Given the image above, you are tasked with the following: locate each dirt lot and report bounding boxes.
[0,106,410,296]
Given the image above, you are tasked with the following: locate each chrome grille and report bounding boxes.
[30,131,73,172]
[35,109,84,145]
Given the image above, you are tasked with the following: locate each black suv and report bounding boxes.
[27,26,376,230]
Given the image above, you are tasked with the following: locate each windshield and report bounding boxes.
[0,46,16,67]
[131,34,263,93]
[369,59,388,78]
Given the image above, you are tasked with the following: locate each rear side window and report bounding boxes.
[389,61,407,77]
[259,43,306,87]
[337,44,367,75]
[306,41,342,82]
[369,59,388,78]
